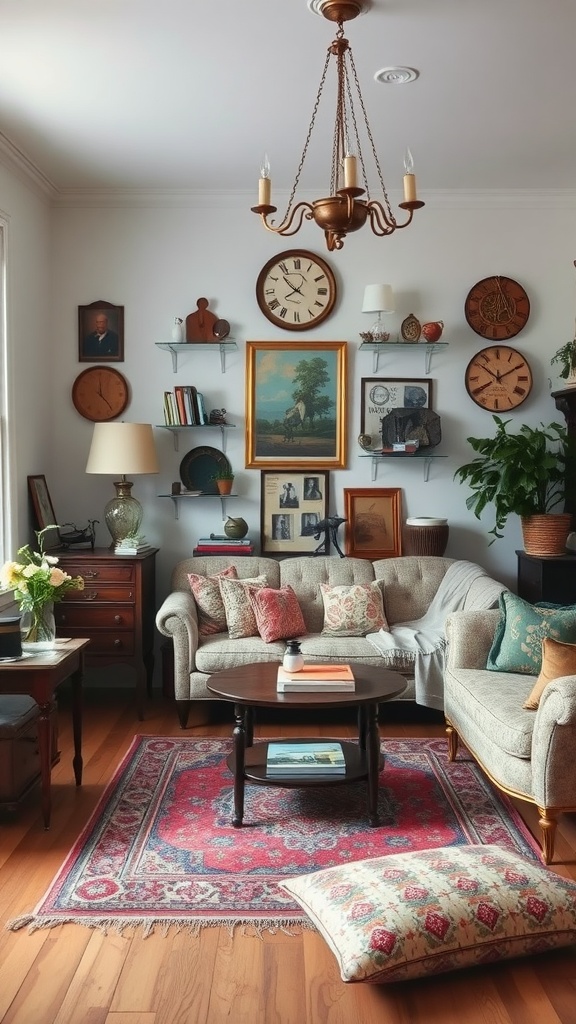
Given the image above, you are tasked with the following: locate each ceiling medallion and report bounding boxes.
[251,0,424,251]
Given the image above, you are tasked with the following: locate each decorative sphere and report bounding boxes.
[224,517,248,539]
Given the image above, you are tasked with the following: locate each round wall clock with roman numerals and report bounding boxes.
[464,345,533,411]
[256,249,337,331]
[464,275,530,340]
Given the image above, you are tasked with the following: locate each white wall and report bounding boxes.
[49,191,576,602]
[0,162,52,555]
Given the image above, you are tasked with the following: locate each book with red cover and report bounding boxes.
[193,546,254,555]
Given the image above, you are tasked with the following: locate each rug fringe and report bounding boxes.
[6,913,315,938]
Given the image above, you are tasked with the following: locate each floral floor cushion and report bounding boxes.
[280,845,576,983]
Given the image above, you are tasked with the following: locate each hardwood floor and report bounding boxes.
[0,689,575,1024]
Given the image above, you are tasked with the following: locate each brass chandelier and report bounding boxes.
[251,0,424,252]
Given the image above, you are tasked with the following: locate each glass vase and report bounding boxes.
[20,601,56,650]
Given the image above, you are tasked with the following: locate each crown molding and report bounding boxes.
[0,132,57,200]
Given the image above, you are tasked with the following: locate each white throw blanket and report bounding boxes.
[366,560,496,711]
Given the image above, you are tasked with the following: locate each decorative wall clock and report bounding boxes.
[72,366,129,421]
[464,345,533,411]
[464,276,530,340]
[256,249,337,330]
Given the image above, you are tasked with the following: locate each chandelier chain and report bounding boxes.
[285,48,332,217]
[347,47,395,218]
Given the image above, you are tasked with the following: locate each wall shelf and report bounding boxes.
[359,341,448,374]
[155,340,238,373]
[156,423,236,452]
[359,452,448,482]
[158,493,237,521]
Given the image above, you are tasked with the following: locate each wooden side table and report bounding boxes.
[516,549,576,605]
[0,638,88,828]
[55,548,158,719]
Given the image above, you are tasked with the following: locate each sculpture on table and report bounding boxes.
[312,516,347,559]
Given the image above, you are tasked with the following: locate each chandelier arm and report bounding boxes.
[347,47,395,218]
[367,201,414,236]
[259,202,314,237]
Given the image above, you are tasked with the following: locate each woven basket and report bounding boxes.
[520,514,573,556]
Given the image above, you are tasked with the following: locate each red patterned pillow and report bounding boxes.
[320,581,389,637]
[249,585,307,644]
[187,565,238,635]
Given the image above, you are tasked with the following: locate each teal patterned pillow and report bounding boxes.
[280,845,576,983]
[487,592,576,675]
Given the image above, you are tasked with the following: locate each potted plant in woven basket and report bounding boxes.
[454,415,574,555]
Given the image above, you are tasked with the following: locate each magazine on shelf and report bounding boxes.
[266,741,346,774]
[276,664,355,692]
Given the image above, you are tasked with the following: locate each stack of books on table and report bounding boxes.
[115,537,154,556]
[276,663,355,692]
[266,741,346,775]
[193,537,254,556]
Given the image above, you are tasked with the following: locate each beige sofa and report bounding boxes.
[445,608,576,864]
[156,555,505,728]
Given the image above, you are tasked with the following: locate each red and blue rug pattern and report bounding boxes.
[11,735,540,934]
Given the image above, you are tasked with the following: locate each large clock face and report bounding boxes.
[72,366,129,421]
[256,249,337,331]
[464,276,530,340]
[465,345,533,411]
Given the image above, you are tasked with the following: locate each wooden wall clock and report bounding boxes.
[72,366,129,421]
[464,345,533,411]
[465,275,530,340]
[256,249,337,331]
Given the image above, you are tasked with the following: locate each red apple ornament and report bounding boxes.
[421,321,444,342]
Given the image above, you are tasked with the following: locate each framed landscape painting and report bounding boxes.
[260,470,329,555]
[343,487,403,559]
[246,341,347,469]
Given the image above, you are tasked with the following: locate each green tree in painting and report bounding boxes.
[291,357,333,426]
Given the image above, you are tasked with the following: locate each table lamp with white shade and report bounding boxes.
[361,284,395,340]
[85,422,159,546]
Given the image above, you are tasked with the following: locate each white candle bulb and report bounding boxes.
[258,153,271,205]
[403,147,417,203]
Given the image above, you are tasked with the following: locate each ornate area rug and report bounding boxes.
[10,735,539,936]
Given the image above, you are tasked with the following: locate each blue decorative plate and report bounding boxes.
[179,446,231,494]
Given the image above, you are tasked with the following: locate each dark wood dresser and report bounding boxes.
[516,549,576,605]
[55,548,158,719]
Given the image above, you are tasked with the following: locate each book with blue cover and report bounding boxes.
[266,741,346,773]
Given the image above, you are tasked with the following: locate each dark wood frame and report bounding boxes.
[343,487,403,559]
[260,470,330,555]
[360,377,431,449]
[246,341,347,469]
[78,299,124,362]
[27,475,60,549]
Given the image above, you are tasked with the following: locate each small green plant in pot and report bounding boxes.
[211,466,235,495]
[454,415,574,554]
[551,336,576,382]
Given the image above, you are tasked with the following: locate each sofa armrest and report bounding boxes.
[155,592,199,695]
[531,675,576,808]
[464,576,507,610]
[445,609,500,670]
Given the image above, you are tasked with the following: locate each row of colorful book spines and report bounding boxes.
[163,387,208,426]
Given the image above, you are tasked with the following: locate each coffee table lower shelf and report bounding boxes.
[227,738,372,787]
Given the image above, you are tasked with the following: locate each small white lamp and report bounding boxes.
[361,284,395,340]
[86,422,159,546]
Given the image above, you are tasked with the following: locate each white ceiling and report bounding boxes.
[0,0,575,196]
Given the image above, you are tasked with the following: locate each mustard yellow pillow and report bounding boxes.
[523,637,576,710]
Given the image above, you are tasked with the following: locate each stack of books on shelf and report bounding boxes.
[266,741,346,776]
[193,536,254,556]
[163,385,208,426]
[115,536,154,556]
[276,663,355,692]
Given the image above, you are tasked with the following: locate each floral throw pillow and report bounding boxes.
[487,592,576,675]
[187,565,238,636]
[280,845,576,984]
[248,585,307,644]
[218,574,268,639]
[320,581,389,637]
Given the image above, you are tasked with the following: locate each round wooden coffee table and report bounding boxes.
[207,662,407,828]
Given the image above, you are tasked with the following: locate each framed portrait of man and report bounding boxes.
[78,299,124,362]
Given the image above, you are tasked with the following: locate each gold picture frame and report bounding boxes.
[245,341,347,469]
[343,487,403,559]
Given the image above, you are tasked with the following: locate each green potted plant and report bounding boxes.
[211,467,235,495]
[454,415,574,554]
[551,335,576,382]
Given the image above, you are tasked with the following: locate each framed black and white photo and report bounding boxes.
[260,471,329,555]
[360,377,432,449]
